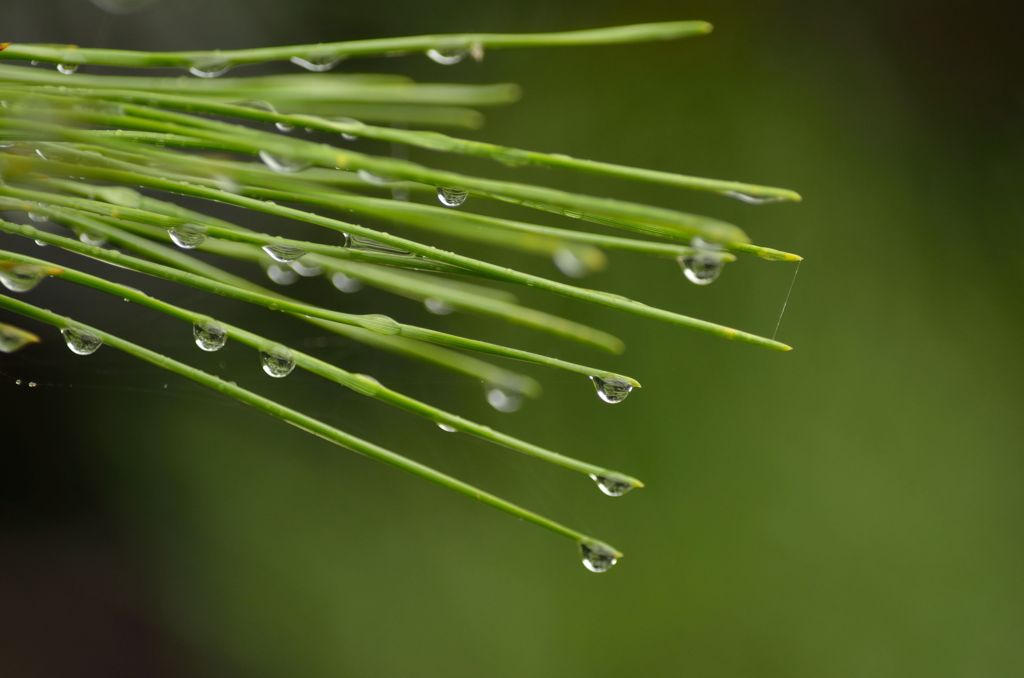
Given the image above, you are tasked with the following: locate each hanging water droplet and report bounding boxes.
[34,240,48,247]
[357,169,392,186]
[436,187,468,208]
[589,375,633,404]
[579,541,619,573]
[193,319,227,352]
[57,62,79,75]
[678,237,727,286]
[61,326,103,356]
[188,58,231,79]
[168,223,207,249]
[331,272,363,293]
[27,211,48,223]
[424,298,454,315]
[290,54,342,72]
[78,230,108,247]
[0,323,39,354]
[486,386,522,413]
[258,150,311,173]
[260,345,296,378]
[552,247,597,279]
[588,473,636,497]
[723,190,787,205]
[426,47,469,65]
[275,120,295,133]
[0,263,48,293]
[347,235,409,256]
[437,422,457,433]
[265,263,299,285]
[262,243,307,263]
[290,259,323,277]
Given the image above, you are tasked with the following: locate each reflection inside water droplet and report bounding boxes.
[61,326,103,356]
[436,187,468,208]
[589,375,633,404]
[579,541,618,573]
[260,345,296,378]
[193,319,227,352]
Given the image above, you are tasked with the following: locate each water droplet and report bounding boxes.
[275,120,295,133]
[262,243,307,263]
[57,63,79,75]
[0,324,39,354]
[78,231,108,247]
[27,211,48,223]
[425,42,483,65]
[193,319,227,352]
[28,381,37,388]
[424,298,454,315]
[723,190,787,205]
[552,247,596,279]
[290,54,342,72]
[0,263,48,293]
[265,263,299,285]
[34,240,48,247]
[348,235,409,256]
[331,272,362,293]
[437,422,457,433]
[260,346,296,378]
[61,326,103,356]
[589,375,633,404]
[168,223,207,249]
[290,259,323,277]
[436,187,468,208]
[34,148,47,160]
[96,186,143,207]
[678,238,727,286]
[579,541,619,573]
[486,386,522,413]
[258,150,311,173]
[189,58,231,79]
[588,473,635,497]
[357,169,392,186]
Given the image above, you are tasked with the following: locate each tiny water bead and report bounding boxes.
[424,298,454,315]
[331,272,363,293]
[290,54,342,72]
[589,375,633,404]
[258,150,311,174]
[486,386,522,413]
[589,473,635,497]
[0,264,48,293]
[188,58,231,79]
[260,346,296,378]
[678,237,727,286]
[193,319,227,352]
[262,243,307,263]
[168,223,207,249]
[61,326,103,356]
[579,541,618,573]
[436,187,468,208]
[0,324,39,354]
[437,422,457,433]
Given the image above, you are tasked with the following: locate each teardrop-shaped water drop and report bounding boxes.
[589,375,633,404]
[486,386,522,413]
[290,54,342,72]
[424,298,454,315]
[262,243,307,263]
[331,272,363,293]
[258,150,311,173]
[426,48,468,65]
[0,323,39,354]
[437,422,457,433]
[588,473,635,497]
[265,263,299,285]
[723,190,787,205]
[0,264,48,293]
[61,326,103,356]
[188,58,231,79]
[436,187,468,208]
[168,223,207,249]
[260,345,296,378]
[28,211,48,223]
[193,319,227,352]
[678,237,727,286]
[579,541,619,573]
[57,62,79,75]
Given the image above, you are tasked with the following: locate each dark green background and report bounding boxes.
[2,1,1022,676]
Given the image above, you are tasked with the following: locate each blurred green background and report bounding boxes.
[2,1,1022,676]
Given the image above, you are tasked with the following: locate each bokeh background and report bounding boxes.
[2,1,1022,676]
